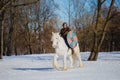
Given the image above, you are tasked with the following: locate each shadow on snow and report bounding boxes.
[13,67,54,71]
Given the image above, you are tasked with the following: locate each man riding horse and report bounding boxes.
[51,23,83,70]
[59,22,71,48]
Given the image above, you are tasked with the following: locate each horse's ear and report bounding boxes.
[52,32,54,35]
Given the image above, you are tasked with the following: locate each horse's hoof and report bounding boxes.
[54,66,60,70]
[63,67,67,71]
[79,63,84,68]
[54,66,59,70]
[54,63,59,70]
[55,68,60,70]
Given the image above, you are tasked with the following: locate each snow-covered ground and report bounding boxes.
[0,52,120,80]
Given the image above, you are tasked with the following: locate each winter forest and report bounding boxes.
[0,0,120,61]
[0,0,120,80]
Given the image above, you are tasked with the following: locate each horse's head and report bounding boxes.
[51,32,60,48]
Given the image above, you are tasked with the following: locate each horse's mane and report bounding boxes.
[56,33,68,47]
[58,34,65,43]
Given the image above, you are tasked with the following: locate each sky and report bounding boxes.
[54,0,120,24]
[54,0,91,23]
[54,0,69,23]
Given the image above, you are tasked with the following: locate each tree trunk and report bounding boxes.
[28,44,32,54]
[88,51,99,61]
[88,32,99,61]
[0,11,4,59]
[6,27,14,56]
[88,0,102,61]
[28,31,32,54]
[14,45,17,56]
[6,1,14,56]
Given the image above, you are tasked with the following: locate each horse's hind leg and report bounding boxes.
[76,53,84,68]
[53,54,59,70]
[63,55,67,71]
[69,55,73,69]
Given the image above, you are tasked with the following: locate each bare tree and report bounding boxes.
[6,0,14,56]
[88,0,115,61]
[0,0,39,57]
[0,0,7,58]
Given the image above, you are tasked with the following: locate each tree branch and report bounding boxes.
[0,0,11,13]
[0,0,39,13]
[98,0,115,50]
[107,11,120,22]
[101,0,107,4]
[13,0,39,7]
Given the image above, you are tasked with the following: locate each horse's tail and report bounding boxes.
[71,48,77,65]
[71,48,74,54]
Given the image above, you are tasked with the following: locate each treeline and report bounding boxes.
[77,10,120,52]
[76,5,120,52]
[0,0,120,60]
[0,0,57,58]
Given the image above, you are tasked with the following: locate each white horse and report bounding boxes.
[51,32,83,71]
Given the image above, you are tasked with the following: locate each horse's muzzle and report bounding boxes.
[52,44,57,48]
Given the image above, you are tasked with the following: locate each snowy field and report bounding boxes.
[0,52,120,80]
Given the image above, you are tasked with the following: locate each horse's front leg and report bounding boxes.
[63,55,67,71]
[53,54,59,70]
